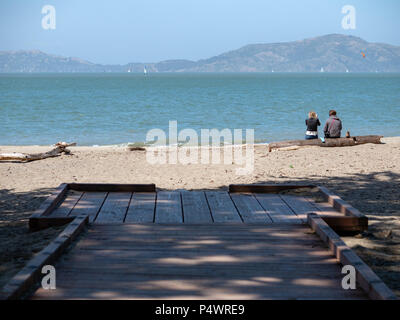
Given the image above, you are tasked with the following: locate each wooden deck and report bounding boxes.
[33,189,347,226]
[32,224,367,300]
[18,184,385,300]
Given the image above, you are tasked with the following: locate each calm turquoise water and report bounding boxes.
[0,73,399,146]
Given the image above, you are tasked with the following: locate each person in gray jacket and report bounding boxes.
[324,110,342,138]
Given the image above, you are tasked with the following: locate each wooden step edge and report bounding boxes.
[29,183,68,221]
[68,183,156,192]
[307,213,397,300]
[317,186,365,218]
[228,184,315,193]
[0,215,89,300]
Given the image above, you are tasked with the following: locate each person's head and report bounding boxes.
[329,110,337,116]
[308,111,317,119]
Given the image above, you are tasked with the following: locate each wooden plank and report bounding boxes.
[30,223,369,300]
[32,281,366,300]
[95,192,132,224]
[181,191,212,224]
[68,183,156,193]
[77,229,325,243]
[280,195,317,222]
[254,193,301,224]
[75,238,329,249]
[29,183,69,230]
[74,241,328,253]
[58,259,339,271]
[31,183,68,218]
[306,198,368,232]
[51,191,83,218]
[308,214,397,300]
[230,193,273,223]
[0,215,88,300]
[205,191,242,223]
[69,192,108,223]
[124,193,156,223]
[67,246,336,261]
[154,191,183,223]
[321,216,368,233]
[28,217,75,230]
[306,199,343,217]
[229,184,314,193]
[42,263,345,278]
[317,186,365,218]
[87,223,311,232]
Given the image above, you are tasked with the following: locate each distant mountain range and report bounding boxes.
[1,34,400,73]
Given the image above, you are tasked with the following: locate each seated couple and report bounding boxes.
[305,110,342,140]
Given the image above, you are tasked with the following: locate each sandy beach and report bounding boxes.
[1,137,400,295]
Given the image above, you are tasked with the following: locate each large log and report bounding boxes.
[268,135,383,152]
[0,142,76,162]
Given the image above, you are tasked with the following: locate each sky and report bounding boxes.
[0,0,399,64]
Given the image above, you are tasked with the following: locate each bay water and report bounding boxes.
[0,73,399,146]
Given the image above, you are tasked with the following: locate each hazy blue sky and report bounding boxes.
[0,0,399,64]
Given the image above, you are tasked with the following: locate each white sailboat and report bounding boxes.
[144,66,147,75]
[346,68,349,73]
[320,67,324,73]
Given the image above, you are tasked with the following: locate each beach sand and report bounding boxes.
[1,137,400,296]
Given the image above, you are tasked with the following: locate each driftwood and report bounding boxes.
[0,142,76,162]
[127,146,146,151]
[268,135,383,152]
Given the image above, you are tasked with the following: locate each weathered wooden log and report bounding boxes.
[0,142,76,162]
[268,135,383,152]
